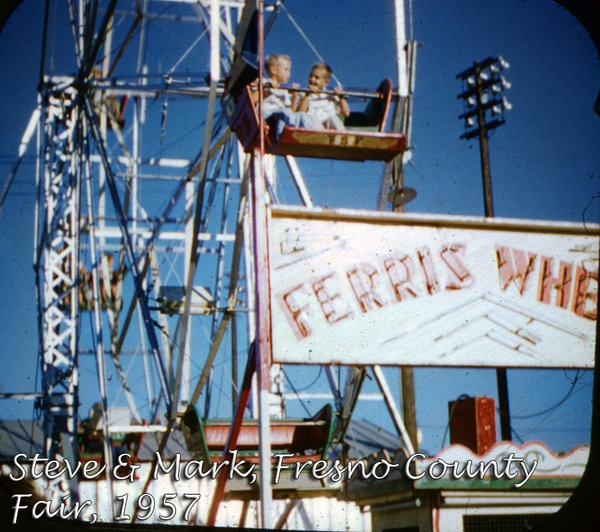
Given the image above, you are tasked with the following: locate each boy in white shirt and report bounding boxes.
[259,54,314,137]
[298,62,350,130]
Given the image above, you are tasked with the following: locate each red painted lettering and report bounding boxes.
[495,246,536,294]
[440,244,474,290]
[281,285,312,338]
[279,227,305,255]
[383,255,418,302]
[417,246,440,295]
[346,263,387,313]
[312,274,353,324]
[538,256,572,309]
[571,266,598,320]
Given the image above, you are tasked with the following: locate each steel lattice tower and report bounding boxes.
[9,0,416,523]
[34,0,259,479]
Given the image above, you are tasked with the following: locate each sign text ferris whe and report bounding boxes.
[268,207,598,369]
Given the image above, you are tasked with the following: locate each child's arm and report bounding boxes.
[333,87,350,117]
[290,83,301,111]
[249,80,259,105]
[298,92,310,113]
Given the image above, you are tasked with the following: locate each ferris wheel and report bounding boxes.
[2,0,417,526]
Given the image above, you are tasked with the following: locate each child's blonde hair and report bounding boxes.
[311,62,333,80]
[265,54,291,72]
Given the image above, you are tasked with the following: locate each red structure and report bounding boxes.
[222,79,406,162]
[448,396,497,454]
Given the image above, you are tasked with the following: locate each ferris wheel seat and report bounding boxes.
[182,403,334,464]
[344,78,396,130]
[222,80,406,162]
[93,94,129,131]
[156,285,215,315]
[77,254,122,311]
[271,126,406,162]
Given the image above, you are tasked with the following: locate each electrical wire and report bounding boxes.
[511,371,581,420]
[282,369,313,417]
[440,393,470,449]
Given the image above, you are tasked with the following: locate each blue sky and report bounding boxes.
[0,0,598,458]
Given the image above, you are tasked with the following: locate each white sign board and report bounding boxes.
[268,207,598,368]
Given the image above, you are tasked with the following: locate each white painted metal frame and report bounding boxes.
[22,1,419,529]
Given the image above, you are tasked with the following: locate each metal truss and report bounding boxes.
[33,0,256,483]
[36,83,82,460]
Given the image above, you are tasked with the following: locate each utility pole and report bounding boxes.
[457,56,513,441]
[474,62,495,217]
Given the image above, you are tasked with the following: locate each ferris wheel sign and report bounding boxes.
[267,206,598,368]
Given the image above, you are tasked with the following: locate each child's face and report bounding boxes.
[308,67,329,90]
[270,59,291,84]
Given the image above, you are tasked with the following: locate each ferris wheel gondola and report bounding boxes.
[222,78,407,162]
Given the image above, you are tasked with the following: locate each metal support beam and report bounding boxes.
[83,94,173,414]
[189,166,250,405]
[275,499,300,529]
[253,4,274,523]
[206,343,257,526]
[37,86,81,470]
[83,149,115,519]
[333,366,366,444]
[372,365,415,455]
[0,107,40,217]
[251,148,274,528]
[284,155,313,207]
